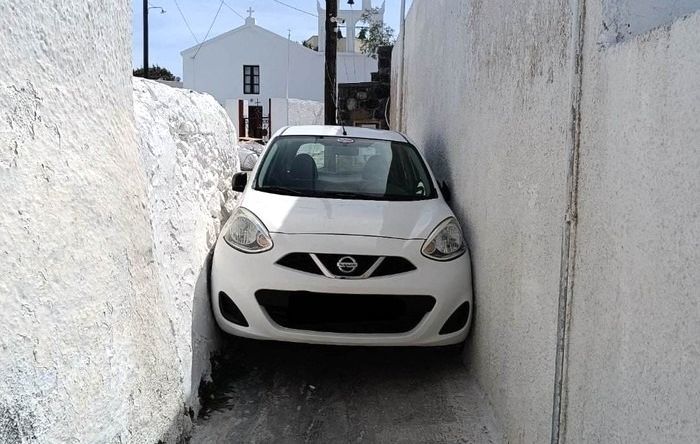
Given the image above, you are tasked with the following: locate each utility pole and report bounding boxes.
[143,0,149,78]
[324,0,338,125]
[397,0,406,131]
[287,29,291,126]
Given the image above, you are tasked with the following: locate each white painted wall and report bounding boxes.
[393,1,700,443]
[601,0,700,43]
[564,7,700,443]
[393,1,575,441]
[270,98,324,134]
[0,1,183,442]
[133,78,239,412]
[182,22,377,110]
[0,3,240,442]
[287,99,325,127]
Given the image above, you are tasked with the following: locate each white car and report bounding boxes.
[210,125,472,346]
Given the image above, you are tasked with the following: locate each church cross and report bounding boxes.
[247,7,254,17]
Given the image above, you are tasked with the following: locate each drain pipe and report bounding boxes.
[550,0,587,443]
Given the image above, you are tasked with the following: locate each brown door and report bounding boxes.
[248,106,264,139]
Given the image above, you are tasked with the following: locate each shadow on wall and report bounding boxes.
[420,130,480,361]
[191,248,223,412]
[157,247,223,443]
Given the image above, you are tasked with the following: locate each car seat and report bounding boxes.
[288,153,318,190]
[362,155,389,194]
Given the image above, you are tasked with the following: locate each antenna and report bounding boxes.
[338,104,347,135]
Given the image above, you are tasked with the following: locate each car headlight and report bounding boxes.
[223,207,273,253]
[421,217,466,261]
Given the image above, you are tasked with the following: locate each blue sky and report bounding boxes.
[132,0,412,78]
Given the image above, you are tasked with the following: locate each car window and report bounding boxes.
[254,135,436,201]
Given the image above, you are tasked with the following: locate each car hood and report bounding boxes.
[241,188,454,240]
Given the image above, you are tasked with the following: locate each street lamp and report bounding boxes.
[143,1,166,79]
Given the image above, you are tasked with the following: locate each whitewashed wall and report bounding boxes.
[0,3,239,442]
[393,1,575,441]
[393,0,700,443]
[565,7,700,442]
[601,0,700,43]
[133,78,239,412]
[0,1,184,442]
[270,98,325,134]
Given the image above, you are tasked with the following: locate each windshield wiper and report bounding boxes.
[257,186,306,196]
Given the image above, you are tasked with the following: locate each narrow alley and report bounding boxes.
[191,340,501,443]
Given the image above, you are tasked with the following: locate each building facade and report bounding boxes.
[181,4,383,138]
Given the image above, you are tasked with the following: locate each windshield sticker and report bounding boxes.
[337,138,355,144]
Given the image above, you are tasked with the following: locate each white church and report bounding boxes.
[181,1,385,138]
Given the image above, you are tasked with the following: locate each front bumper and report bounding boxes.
[210,232,472,346]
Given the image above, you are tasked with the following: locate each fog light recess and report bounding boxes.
[439,301,470,335]
[219,291,249,327]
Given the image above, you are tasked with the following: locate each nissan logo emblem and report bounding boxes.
[336,256,358,274]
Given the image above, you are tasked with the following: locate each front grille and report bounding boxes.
[316,253,378,277]
[276,253,322,275]
[372,257,416,277]
[276,253,416,278]
[256,290,435,334]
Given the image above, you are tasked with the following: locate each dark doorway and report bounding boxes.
[248,105,264,139]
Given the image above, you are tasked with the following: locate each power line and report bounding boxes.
[192,0,225,59]
[172,0,200,44]
[222,1,246,20]
[271,0,318,18]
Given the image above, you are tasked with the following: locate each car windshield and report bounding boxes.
[253,135,437,201]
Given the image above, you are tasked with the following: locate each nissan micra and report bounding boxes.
[211,125,472,346]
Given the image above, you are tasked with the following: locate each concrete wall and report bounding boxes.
[394,1,576,441]
[564,7,700,443]
[393,0,700,442]
[601,0,700,43]
[0,1,183,442]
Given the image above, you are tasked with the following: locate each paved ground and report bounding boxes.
[190,338,502,444]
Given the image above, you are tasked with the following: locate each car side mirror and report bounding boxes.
[439,181,452,204]
[232,172,248,192]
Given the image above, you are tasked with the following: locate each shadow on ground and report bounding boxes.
[190,338,501,444]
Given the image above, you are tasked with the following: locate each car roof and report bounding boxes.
[279,125,408,143]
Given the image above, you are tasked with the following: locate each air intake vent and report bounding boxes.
[439,302,470,335]
[371,257,416,277]
[219,291,249,327]
[276,253,416,279]
[256,290,435,334]
[276,253,323,275]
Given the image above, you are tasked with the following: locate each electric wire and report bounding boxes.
[172,0,200,43]
[222,1,246,20]
[192,0,225,59]
[270,0,318,18]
